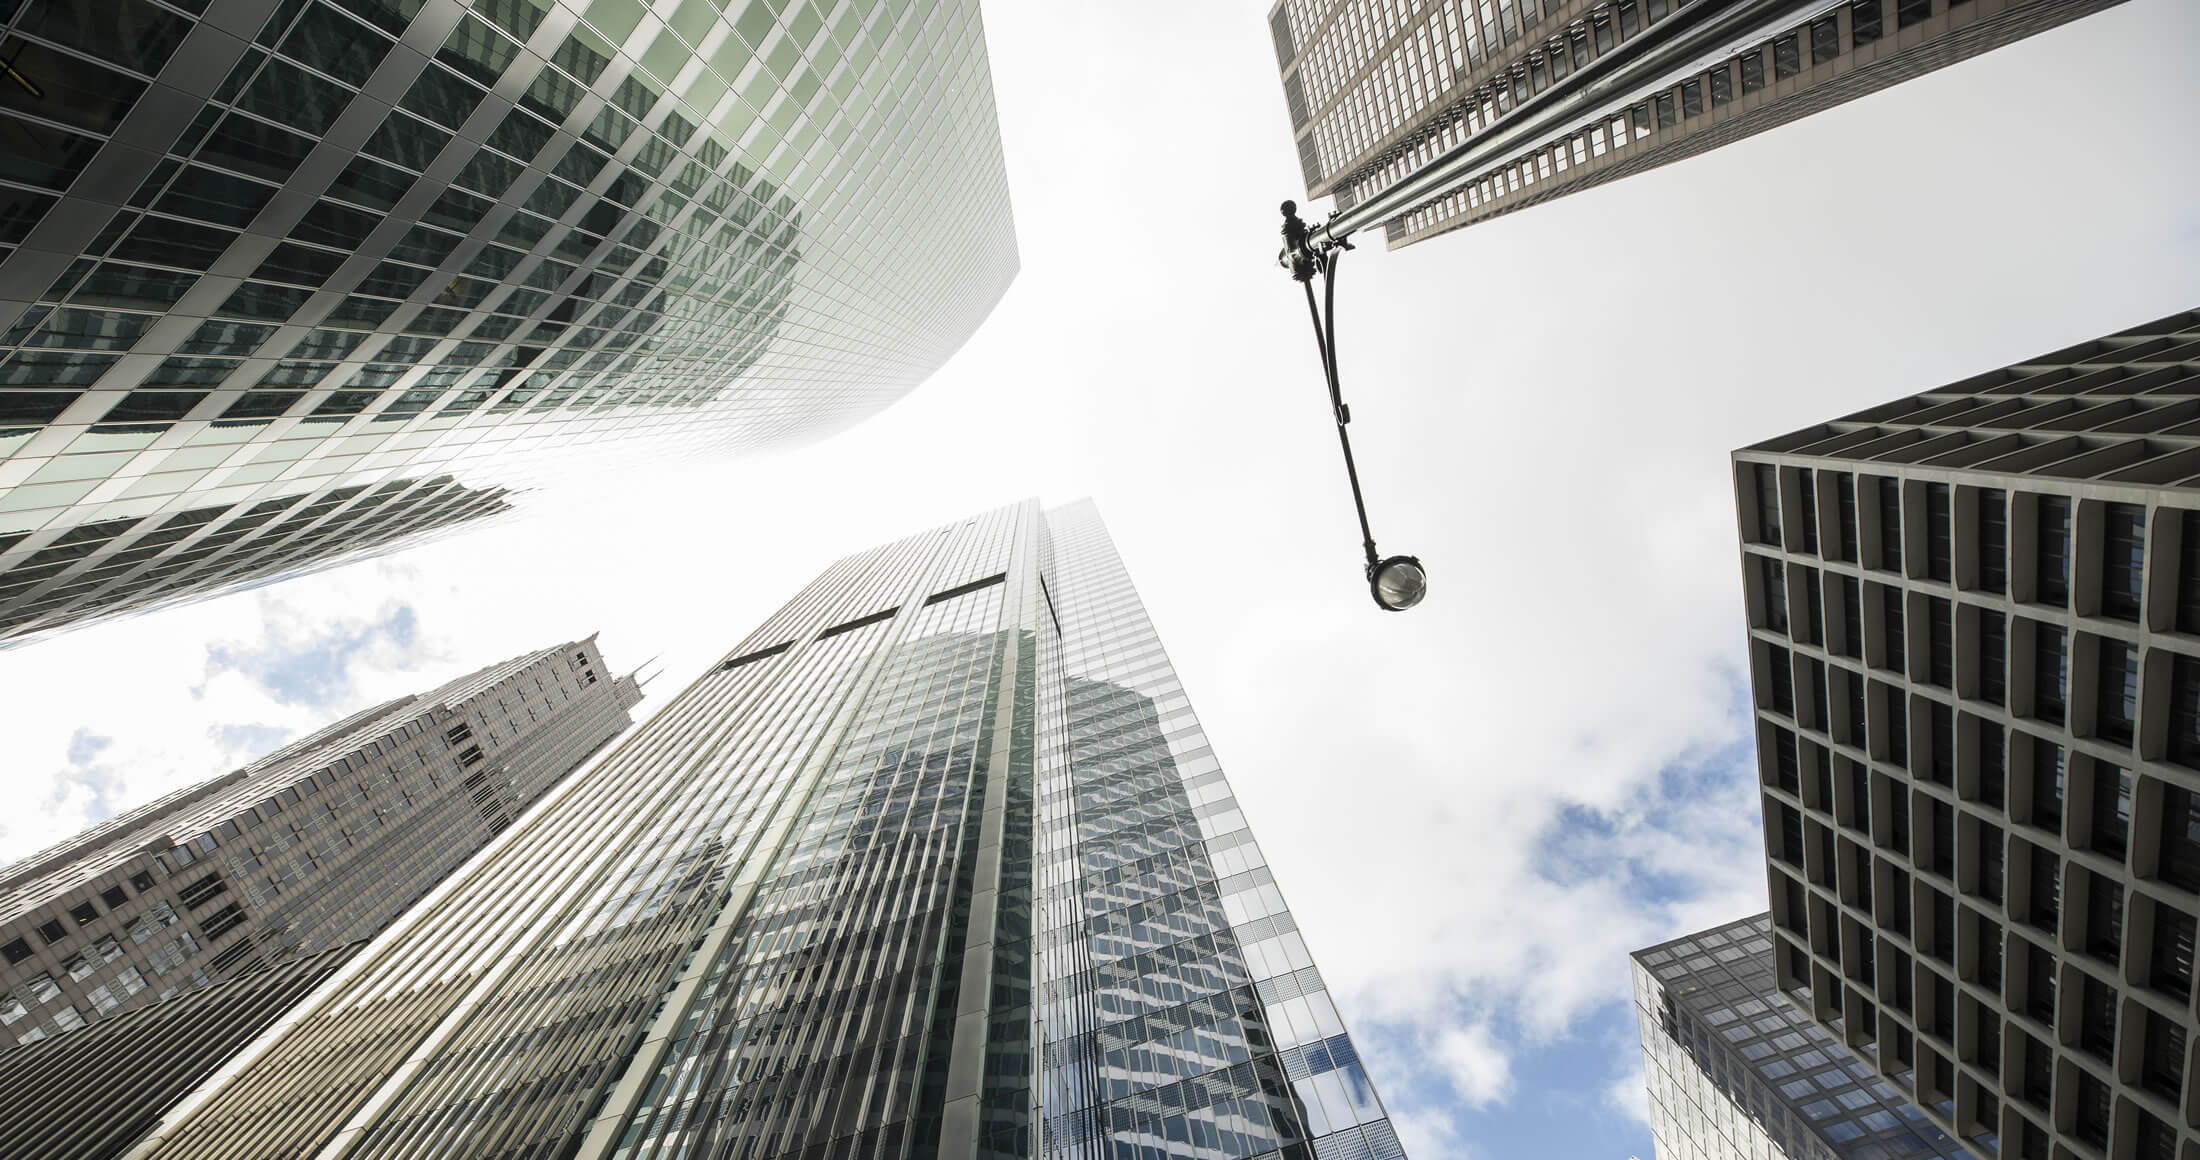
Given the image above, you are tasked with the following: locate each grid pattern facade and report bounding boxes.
[117,501,1401,1160]
[0,0,1017,646]
[0,635,640,1049]
[1635,913,1970,1160]
[1735,309,2200,1160]
[1267,0,2123,250]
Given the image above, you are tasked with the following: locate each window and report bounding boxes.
[1896,0,1932,27]
[177,873,227,910]
[1710,64,1733,106]
[1975,822,2004,905]
[2180,510,2200,633]
[1810,16,1840,65]
[1977,610,2006,705]
[1884,686,1907,766]
[2017,1032,2052,1111]
[1928,799,1955,877]
[129,871,154,892]
[2140,1009,2187,1103]
[2028,848,2060,933]
[1851,0,1883,43]
[1833,472,1859,561]
[1877,479,1903,573]
[1927,700,1953,784]
[1979,489,2008,594]
[2085,765,2131,861]
[1923,483,1951,582]
[1755,469,1785,544]
[2162,785,2200,890]
[2037,496,2071,607]
[0,938,28,964]
[1926,598,1952,686]
[2150,902,2195,1002]
[1758,555,1789,632]
[2101,503,2145,620]
[1769,646,1795,715]
[2096,639,2138,744]
[2171,654,2200,767]
[2029,737,2063,833]
[1879,585,1905,674]
[1679,80,1702,119]
[1977,722,2005,809]
[2032,623,2066,726]
[2076,975,2116,1063]
[1800,568,1824,645]
[1740,50,1765,93]
[1837,574,1863,658]
[2086,873,2123,963]
[100,886,126,908]
[68,902,96,926]
[1773,33,1801,79]
[2022,941,2056,1023]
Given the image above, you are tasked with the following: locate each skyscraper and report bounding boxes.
[0,0,1017,646]
[120,500,1404,1160]
[1,635,640,1046]
[1632,913,1967,1160]
[1735,307,2200,1159]
[1268,0,2126,249]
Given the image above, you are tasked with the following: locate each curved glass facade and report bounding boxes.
[0,0,1017,645]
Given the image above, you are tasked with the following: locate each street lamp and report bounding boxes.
[1277,200,1427,613]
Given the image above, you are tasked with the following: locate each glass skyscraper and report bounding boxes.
[1736,307,2200,1159]
[0,0,1017,646]
[1268,0,2126,249]
[1633,913,1968,1160]
[119,500,1404,1160]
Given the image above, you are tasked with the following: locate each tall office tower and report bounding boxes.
[122,501,1404,1160]
[1633,913,1968,1159]
[0,635,641,1047]
[0,0,1017,647]
[1735,308,2200,1160]
[1267,0,2125,249]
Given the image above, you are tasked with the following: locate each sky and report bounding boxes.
[5,0,2200,1155]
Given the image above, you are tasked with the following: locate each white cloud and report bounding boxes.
[1605,1057,1652,1129]
[1435,1022,1517,1108]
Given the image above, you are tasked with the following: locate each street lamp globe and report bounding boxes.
[1369,555,1427,612]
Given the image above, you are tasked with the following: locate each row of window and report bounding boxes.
[1751,467,2174,624]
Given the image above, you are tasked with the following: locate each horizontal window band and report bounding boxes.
[817,607,898,639]
[719,641,791,671]
[924,572,1005,606]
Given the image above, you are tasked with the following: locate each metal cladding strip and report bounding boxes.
[566,507,1022,1156]
[935,504,1037,1155]
[1325,0,1845,237]
[117,581,881,1159]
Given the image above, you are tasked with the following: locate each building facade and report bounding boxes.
[1736,308,2200,1159]
[0,0,1018,646]
[0,635,640,1047]
[1634,913,1969,1160]
[119,500,1404,1160]
[0,943,356,1160]
[1268,0,2125,249]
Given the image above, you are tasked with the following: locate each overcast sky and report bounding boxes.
[5,0,2198,1155]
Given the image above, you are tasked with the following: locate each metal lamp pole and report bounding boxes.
[1278,200,1426,613]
